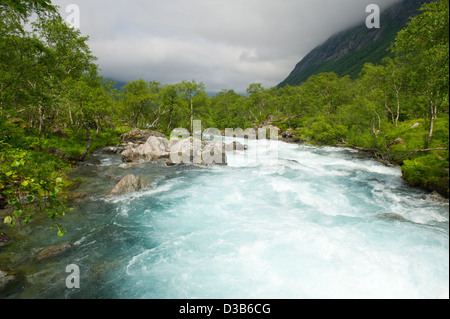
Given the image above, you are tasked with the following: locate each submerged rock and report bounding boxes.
[0,269,15,291]
[37,243,74,261]
[0,232,10,248]
[429,191,449,203]
[106,174,152,197]
[376,213,410,223]
[65,191,91,202]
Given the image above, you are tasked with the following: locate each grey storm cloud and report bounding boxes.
[53,0,402,92]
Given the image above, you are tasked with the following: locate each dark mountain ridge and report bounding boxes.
[278,0,432,87]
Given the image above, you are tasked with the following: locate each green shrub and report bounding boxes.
[0,141,72,235]
[402,153,449,197]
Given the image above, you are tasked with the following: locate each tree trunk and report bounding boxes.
[80,123,93,162]
[151,109,169,127]
[68,105,73,125]
[374,110,381,129]
[259,101,264,119]
[385,95,394,125]
[96,118,101,138]
[133,113,140,129]
[395,89,401,127]
[434,98,438,119]
[167,109,173,131]
[190,97,193,133]
[38,105,43,136]
[427,100,435,145]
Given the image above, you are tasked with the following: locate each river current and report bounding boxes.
[1,137,448,299]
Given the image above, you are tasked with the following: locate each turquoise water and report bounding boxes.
[1,138,448,299]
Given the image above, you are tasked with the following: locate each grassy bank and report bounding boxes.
[0,117,130,234]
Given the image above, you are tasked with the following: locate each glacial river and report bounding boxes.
[1,137,448,299]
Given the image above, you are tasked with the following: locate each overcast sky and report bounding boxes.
[53,0,401,92]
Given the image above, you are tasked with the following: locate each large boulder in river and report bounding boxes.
[168,137,227,166]
[136,136,171,161]
[106,174,151,197]
[121,136,171,163]
[120,148,137,163]
[120,135,227,166]
[120,128,166,145]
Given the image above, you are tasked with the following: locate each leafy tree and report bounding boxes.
[0,8,96,134]
[180,80,207,132]
[146,81,164,128]
[211,89,247,129]
[0,0,55,16]
[159,83,187,133]
[390,0,449,144]
[121,79,153,128]
[246,83,271,123]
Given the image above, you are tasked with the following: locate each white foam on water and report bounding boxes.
[54,138,449,299]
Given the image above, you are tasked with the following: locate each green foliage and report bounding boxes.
[210,89,247,129]
[391,0,449,95]
[0,141,70,236]
[299,116,347,145]
[402,153,449,197]
[0,0,55,16]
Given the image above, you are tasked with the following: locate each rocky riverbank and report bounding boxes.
[94,126,449,200]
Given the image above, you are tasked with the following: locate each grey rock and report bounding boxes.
[120,128,166,145]
[100,145,126,154]
[121,148,137,163]
[135,136,171,161]
[0,270,15,290]
[389,138,405,147]
[65,191,91,202]
[169,137,227,166]
[429,191,449,203]
[37,243,74,261]
[121,135,228,166]
[376,213,409,223]
[106,174,152,197]
[121,136,171,163]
